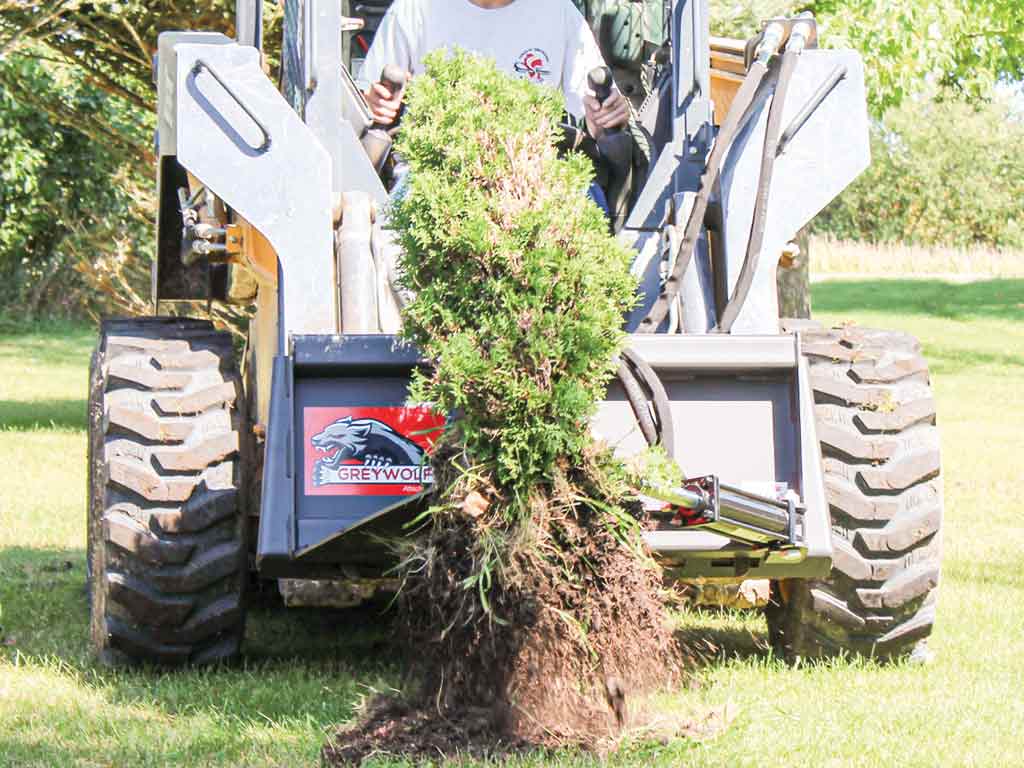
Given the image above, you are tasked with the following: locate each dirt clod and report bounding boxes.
[323,700,538,766]
[324,456,685,765]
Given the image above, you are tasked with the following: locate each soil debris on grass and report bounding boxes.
[322,699,536,766]
[322,689,738,766]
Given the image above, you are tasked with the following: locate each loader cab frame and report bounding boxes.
[152,0,868,580]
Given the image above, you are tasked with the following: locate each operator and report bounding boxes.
[359,0,630,142]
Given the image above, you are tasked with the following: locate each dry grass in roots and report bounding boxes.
[323,447,683,765]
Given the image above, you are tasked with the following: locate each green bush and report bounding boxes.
[388,57,678,733]
[391,50,638,502]
[0,56,149,316]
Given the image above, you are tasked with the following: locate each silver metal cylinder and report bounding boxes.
[371,220,405,333]
[337,192,379,333]
[719,486,790,534]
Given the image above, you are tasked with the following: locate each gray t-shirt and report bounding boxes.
[359,0,607,119]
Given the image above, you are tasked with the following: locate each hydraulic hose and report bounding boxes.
[616,348,676,456]
[617,359,659,447]
[716,45,799,333]
[621,348,675,456]
[637,54,773,333]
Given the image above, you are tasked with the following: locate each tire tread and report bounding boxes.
[768,324,943,662]
[88,317,247,666]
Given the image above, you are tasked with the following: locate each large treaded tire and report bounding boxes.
[766,323,943,661]
[87,317,247,665]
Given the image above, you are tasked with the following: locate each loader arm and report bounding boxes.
[158,37,336,338]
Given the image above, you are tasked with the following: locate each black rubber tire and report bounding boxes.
[766,323,943,661]
[87,317,247,665]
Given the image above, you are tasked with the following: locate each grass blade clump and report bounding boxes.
[331,51,681,759]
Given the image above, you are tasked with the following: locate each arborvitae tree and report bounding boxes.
[392,49,637,496]
[384,50,679,744]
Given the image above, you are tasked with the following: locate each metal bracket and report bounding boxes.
[191,59,273,153]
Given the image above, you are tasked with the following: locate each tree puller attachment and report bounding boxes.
[86,0,942,666]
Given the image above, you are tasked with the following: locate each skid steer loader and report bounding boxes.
[86,0,943,666]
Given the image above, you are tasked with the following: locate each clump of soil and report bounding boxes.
[323,453,683,766]
[322,700,536,766]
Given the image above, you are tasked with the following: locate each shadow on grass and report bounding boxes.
[0,545,398,737]
[0,398,87,431]
[813,278,1024,321]
[674,608,773,669]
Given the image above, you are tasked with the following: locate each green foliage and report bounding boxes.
[0,54,144,315]
[709,0,797,36]
[706,1,1023,114]
[391,51,638,500]
[813,96,1024,249]
[624,446,685,494]
[805,0,1024,112]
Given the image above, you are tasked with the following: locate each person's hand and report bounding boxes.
[364,79,404,125]
[584,88,629,139]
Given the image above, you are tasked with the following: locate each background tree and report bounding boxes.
[0,1,1020,317]
[715,0,1024,112]
[813,95,1024,249]
[805,0,1024,111]
[0,53,145,316]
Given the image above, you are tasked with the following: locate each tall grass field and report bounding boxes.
[811,236,1024,280]
[1,276,1022,767]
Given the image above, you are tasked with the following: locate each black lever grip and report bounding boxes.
[588,66,614,104]
[370,64,409,133]
[380,64,408,96]
[587,66,621,136]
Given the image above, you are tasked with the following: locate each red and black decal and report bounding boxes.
[513,47,551,83]
[303,406,445,497]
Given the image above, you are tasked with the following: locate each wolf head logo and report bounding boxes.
[311,416,425,472]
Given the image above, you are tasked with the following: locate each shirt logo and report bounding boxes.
[514,48,551,83]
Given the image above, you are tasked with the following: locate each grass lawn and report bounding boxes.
[1,278,1022,767]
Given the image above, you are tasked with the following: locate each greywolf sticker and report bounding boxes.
[303,407,444,496]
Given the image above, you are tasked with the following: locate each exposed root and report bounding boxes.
[324,450,683,764]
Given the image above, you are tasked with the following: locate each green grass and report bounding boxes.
[1,279,1022,767]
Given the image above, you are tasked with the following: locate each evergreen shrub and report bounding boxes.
[391,49,639,502]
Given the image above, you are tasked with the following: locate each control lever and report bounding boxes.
[587,67,631,162]
[363,64,408,173]
[587,66,633,227]
[375,64,408,128]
